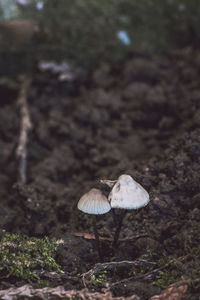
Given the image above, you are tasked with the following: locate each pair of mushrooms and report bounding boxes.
[77,174,149,260]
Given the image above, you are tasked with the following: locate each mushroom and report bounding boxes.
[77,188,111,260]
[108,174,150,248]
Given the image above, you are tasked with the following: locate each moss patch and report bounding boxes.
[90,270,107,287]
[0,230,63,282]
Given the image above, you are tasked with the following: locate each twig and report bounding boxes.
[16,77,32,183]
[74,232,148,241]
[81,259,156,287]
[110,266,164,288]
[82,254,189,289]
[110,254,189,288]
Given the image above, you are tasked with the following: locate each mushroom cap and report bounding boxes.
[77,188,111,215]
[109,174,149,209]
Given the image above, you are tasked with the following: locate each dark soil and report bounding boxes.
[0,47,200,299]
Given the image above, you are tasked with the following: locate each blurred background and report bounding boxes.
[0,0,200,74]
[0,0,200,238]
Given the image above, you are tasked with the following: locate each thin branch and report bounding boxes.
[74,232,148,241]
[16,77,32,183]
[81,259,156,287]
[110,255,189,288]
[82,255,189,289]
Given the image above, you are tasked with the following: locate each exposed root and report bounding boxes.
[16,76,32,183]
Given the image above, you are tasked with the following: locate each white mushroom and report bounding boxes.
[78,188,111,215]
[108,174,150,247]
[109,174,149,209]
[77,188,111,260]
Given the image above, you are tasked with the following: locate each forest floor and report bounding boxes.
[0,47,199,299]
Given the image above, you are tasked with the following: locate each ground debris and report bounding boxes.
[0,285,139,300]
[149,279,191,300]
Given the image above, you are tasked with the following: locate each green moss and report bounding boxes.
[152,270,180,289]
[151,246,200,289]
[90,270,107,286]
[0,230,63,282]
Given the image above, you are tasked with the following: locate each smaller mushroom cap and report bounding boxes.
[77,188,111,215]
[109,174,149,209]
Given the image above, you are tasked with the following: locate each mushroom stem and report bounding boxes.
[111,209,118,225]
[92,215,102,261]
[112,210,127,248]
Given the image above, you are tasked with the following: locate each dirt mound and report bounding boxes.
[0,48,199,298]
